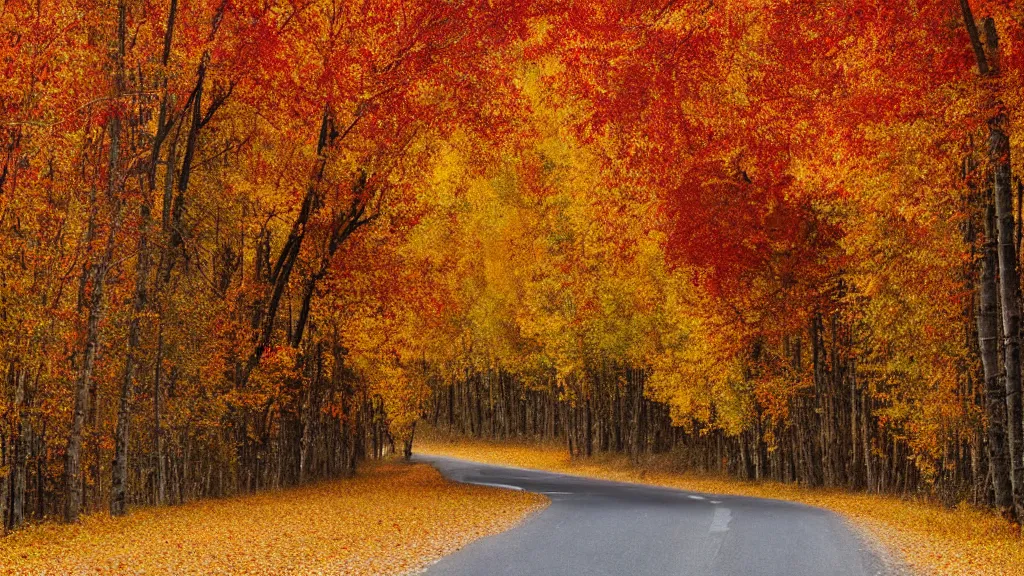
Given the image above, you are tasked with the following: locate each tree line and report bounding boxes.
[426,316,950,500]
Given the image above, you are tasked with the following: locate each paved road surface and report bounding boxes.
[415,455,899,576]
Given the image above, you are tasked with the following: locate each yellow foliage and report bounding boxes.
[0,462,546,576]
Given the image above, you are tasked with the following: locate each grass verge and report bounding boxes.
[0,461,546,576]
[417,431,1022,576]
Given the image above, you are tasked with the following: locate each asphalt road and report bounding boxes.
[414,455,900,576]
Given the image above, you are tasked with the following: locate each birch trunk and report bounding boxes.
[978,196,1014,515]
[990,111,1024,518]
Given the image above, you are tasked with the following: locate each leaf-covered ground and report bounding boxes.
[0,462,546,576]
[417,434,1022,576]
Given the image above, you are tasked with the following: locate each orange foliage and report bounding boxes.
[0,462,545,575]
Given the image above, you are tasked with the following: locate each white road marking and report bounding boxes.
[710,500,722,505]
[709,507,732,533]
[543,491,572,495]
[468,481,524,491]
[688,495,706,501]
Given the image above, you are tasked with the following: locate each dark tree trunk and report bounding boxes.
[584,396,593,457]
[112,184,152,516]
[991,112,1024,518]
[978,173,1015,517]
[11,364,31,529]
[153,327,166,506]
[404,421,416,461]
[959,0,1021,524]
[0,431,7,535]
[65,246,113,522]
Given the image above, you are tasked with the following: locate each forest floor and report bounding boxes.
[416,429,1024,576]
[0,461,546,576]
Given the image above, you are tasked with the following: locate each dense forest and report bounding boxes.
[3,0,1024,533]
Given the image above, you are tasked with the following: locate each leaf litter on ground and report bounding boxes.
[0,461,546,576]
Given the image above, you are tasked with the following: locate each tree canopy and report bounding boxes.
[2,0,1024,528]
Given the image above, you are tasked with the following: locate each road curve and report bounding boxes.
[414,454,901,576]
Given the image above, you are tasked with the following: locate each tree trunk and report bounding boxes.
[64,251,112,522]
[978,191,1014,516]
[66,135,122,522]
[11,364,30,529]
[584,395,593,457]
[959,0,1021,524]
[112,186,151,516]
[990,110,1024,518]
[67,0,126,523]
[0,432,7,535]
[154,326,166,506]
[403,421,416,461]
[238,107,334,389]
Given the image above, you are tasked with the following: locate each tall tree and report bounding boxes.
[959,0,1024,519]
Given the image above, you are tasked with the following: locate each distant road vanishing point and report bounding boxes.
[416,455,902,576]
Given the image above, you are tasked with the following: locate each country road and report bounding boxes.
[415,455,902,576]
